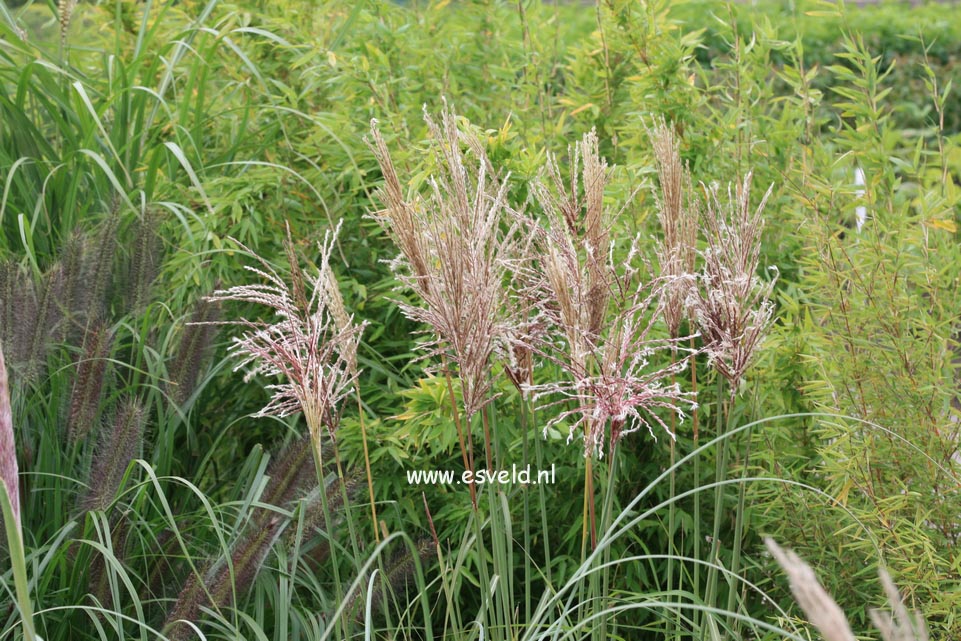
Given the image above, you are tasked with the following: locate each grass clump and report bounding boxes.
[0,1,959,640]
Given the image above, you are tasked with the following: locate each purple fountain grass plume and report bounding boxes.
[164,438,334,638]
[25,260,65,380]
[649,118,699,339]
[0,260,38,371]
[688,173,776,394]
[259,434,318,513]
[204,222,364,448]
[67,318,114,444]
[87,516,129,611]
[360,537,434,620]
[368,104,529,418]
[297,471,365,565]
[56,229,91,343]
[85,215,120,320]
[165,516,285,641]
[126,208,164,313]
[0,346,20,532]
[81,396,146,513]
[168,294,220,405]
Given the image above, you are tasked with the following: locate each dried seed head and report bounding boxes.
[58,0,77,49]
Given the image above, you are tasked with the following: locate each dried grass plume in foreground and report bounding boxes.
[765,537,928,641]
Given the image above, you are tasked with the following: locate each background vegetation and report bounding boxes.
[0,0,958,639]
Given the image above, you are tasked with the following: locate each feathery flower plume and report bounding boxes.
[523,132,697,458]
[320,263,357,376]
[67,319,114,444]
[368,104,527,418]
[688,173,776,393]
[649,118,698,338]
[0,346,20,532]
[204,222,364,448]
[531,129,611,341]
[528,271,696,457]
[871,567,929,641]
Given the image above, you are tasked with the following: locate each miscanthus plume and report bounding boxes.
[523,131,697,458]
[368,104,528,418]
[649,118,698,340]
[688,173,777,393]
[205,223,364,448]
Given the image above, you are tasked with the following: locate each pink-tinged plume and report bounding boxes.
[0,346,20,531]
